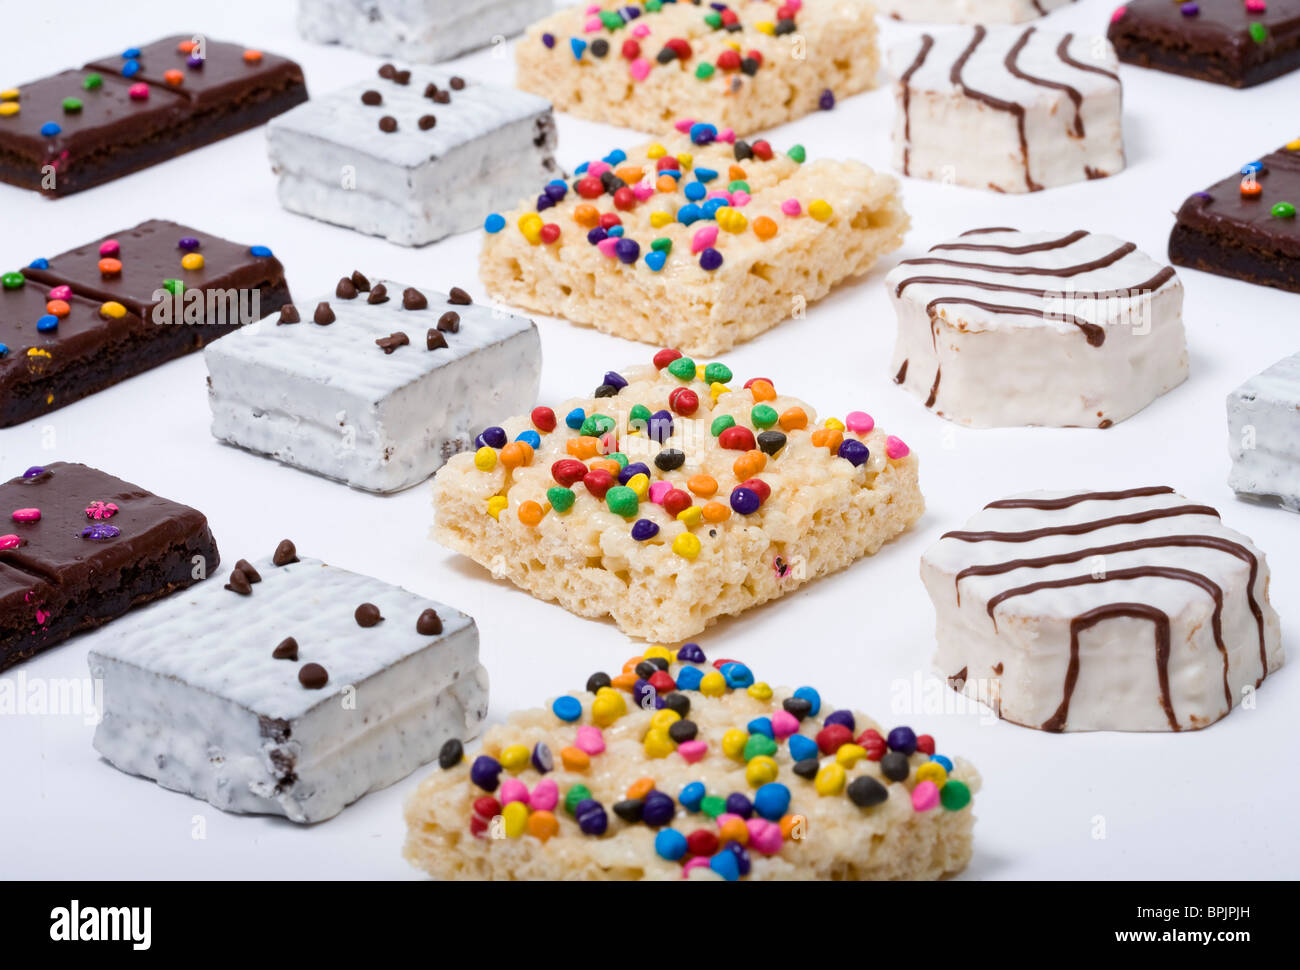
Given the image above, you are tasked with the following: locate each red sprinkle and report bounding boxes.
[599,212,623,229]
[552,458,587,487]
[668,386,699,416]
[583,469,615,499]
[666,37,692,60]
[751,140,773,160]
[613,186,637,210]
[686,829,720,857]
[656,156,681,172]
[532,406,557,432]
[720,9,739,25]
[716,49,741,71]
[622,39,641,60]
[654,348,683,369]
[576,176,604,198]
[816,724,853,755]
[743,376,774,391]
[718,426,756,451]
[857,729,886,760]
[539,223,561,244]
[740,478,770,503]
[662,488,692,517]
[916,734,936,756]
[648,670,676,694]
[746,50,763,67]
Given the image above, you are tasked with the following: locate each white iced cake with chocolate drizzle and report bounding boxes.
[886,228,1188,429]
[878,0,1075,24]
[921,488,1283,733]
[1227,351,1300,513]
[890,25,1124,193]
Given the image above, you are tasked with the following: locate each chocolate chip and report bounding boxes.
[402,287,428,310]
[612,799,643,823]
[361,89,382,105]
[417,608,443,635]
[423,82,438,98]
[654,448,685,471]
[448,286,472,305]
[663,692,690,717]
[298,663,328,689]
[393,69,411,85]
[792,758,820,780]
[449,76,465,90]
[336,277,358,299]
[378,63,397,79]
[376,331,410,354]
[757,430,787,456]
[432,89,450,104]
[277,303,300,325]
[847,775,889,808]
[783,696,813,720]
[426,329,447,350]
[668,719,697,743]
[355,603,383,627]
[590,39,609,58]
[437,311,460,333]
[734,140,753,161]
[225,569,252,595]
[586,671,612,693]
[418,114,436,130]
[367,283,389,305]
[594,384,618,398]
[740,57,759,76]
[273,637,299,661]
[378,115,398,133]
[313,302,335,325]
[880,751,911,782]
[350,270,371,292]
[234,559,262,583]
[272,539,298,566]
[438,738,463,770]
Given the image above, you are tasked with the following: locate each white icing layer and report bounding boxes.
[885,228,1188,428]
[877,0,1075,24]
[1227,351,1300,512]
[921,488,1283,732]
[88,555,489,822]
[205,280,541,493]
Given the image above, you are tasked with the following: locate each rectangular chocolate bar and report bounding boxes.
[1107,0,1300,88]
[0,35,307,196]
[1168,142,1300,293]
[0,462,220,672]
[3,219,292,427]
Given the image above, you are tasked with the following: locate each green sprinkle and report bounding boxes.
[61,97,82,113]
[704,362,732,384]
[565,784,592,815]
[704,11,722,28]
[711,414,736,437]
[580,413,615,437]
[600,10,623,29]
[788,144,806,163]
[605,485,640,518]
[162,278,184,295]
[667,356,696,380]
[941,779,971,811]
[743,734,778,761]
[651,237,673,252]
[695,62,715,80]
[751,404,778,429]
[727,179,750,194]
[82,73,102,91]
[1272,201,1297,219]
[1249,22,1268,44]
[646,0,662,9]
[628,403,652,426]
[2,271,25,290]
[547,486,576,513]
[700,795,728,818]
[606,452,629,469]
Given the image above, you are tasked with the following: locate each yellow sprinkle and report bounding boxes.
[180,252,204,271]
[756,20,776,35]
[695,363,707,381]
[518,212,543,244]
[746,756,779,787]
[727,41,741,51]
[98,301,127,319]
[626,472,649,499]
[716,207,747,233]
[747,682,773,701]
[808,199,833,222]
[722,728,748,760]
[650,709,681,730]
[500,744,531,772]
[643,727,676,759]
[0,88,18,100]
[650,210,674,228]
[699,671,726,696]
[916,762,948,787]
[502,800,529,838]
[836,743,867,768]
[1288,138,1300,151]
[26,348,51,359]
[473,446,497,471]
[675,152,693,171]
[643,645,675,663]
[824,416,845,431]
[709,382,729,401]
[486,495,508,519]
[676,506,703,527]
[814,763,846,796]
[646,143,667,159]
[0,102,18,117]
[673,531,701,559]
[592,691,627,726]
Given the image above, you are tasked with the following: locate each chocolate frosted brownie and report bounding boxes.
[1107,0,1300,88]
[0,35,307,196]
[1168,142,1300,292]
[0,462,220,672]
[3,219,291,426]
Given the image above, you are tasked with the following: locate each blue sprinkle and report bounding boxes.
[658,169,681,181]
[36,314,59,332]
[122,59,141,77]
[747,717,774,739]
[515,429,541,449]
[484,213,506,233]
[689,122,717,145]
[249,245,273,258]
[701,197,727,218]
[679,781,706,811]
[694,167,718,183]
[574,161,589,175]
[655,828,688,861]
[1241,160,1264,176]
[675,666,704,691]
[720,662,754,688]
[552,696,583,722]
[709,850,740,881]
[606,225,624,237]
[684,182,706,201]
[644,250,667,272]
[565,407,586,430]
[603,149,628,165]
[27,258,49,270]
[0,343,8,358]
[570,37,587,60]
[753,783,790,821]
[122,47,141,58]
[40,122,61,137]
[676,203,703,225]
[787,734,818,763]
[793,686,822,716]
[930,754,954,772]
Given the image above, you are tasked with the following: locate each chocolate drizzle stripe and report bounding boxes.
[930,229,1089,255]
[958,227,1018,237]
[899,34,934,177]
[1056,33,1119,83]
[925,296,1104,346]
[950,26,1042,193]
[986,486,1174,510]
[1006,27,1086,138]
[941,504,1219,544]
[925,367,941,408]
[893,359,909,383]
[899,241,1137,276]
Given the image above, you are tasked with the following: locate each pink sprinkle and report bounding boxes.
[845,411,874,434]
[597,237,621,259]
[632,23,650,38]
[675,118,695,133]
[585,3,599,11]
[98,240,120,257]
[129,82,149,100]
[529,778,559,811]
[586,160,611,177]
[691,225,719,253]
[781,199,802,216]
[718,128,735,144]
[705,189,730,203]
[584,16,602,32]
[677,740,707,763]
[787,0,802,10]
[499,778,529,805]
[85,500,119,520]
[770,710,800,739]
[885,435,910,460]
[682,856,713,877]
[731,190,751,207]
[50,285,72,300]
[575,725,605,754]
[632,180,655,201]
[0,534,21,550]
[1110,5,1126,23]
[715,812,743,829]
[648,481,673,504]
[35,608,50,625]
[912,780,940,812]
[629,57,651,81]
[746,818,784,854]
[11,508,41,523]
[1245,0,1265,9]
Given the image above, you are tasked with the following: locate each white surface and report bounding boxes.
[0,0,1296,880]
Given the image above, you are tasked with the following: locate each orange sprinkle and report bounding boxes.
[702,501,731,523]
[752,215,778,240]
[163,69,184,86]
[687,473,718,497]
[45,299,70,318]
[612,671,638,690]
[177,40,196,53]
[500,441,533,468]
[1240,177,1262,198]
[243,49,263,64]
[622,655,642,673]
[614,164,644,184]
[626,777,655,799]
[719,817,749,844]
[728,164,747,181]
[589,458,621,477]
[97,257,122,277]
[656,174,677,192]
[811,429,843,451]
[779,406,808,431]
[780,813,808,840]
[527,810,559,841]
[733,449,766,479]
[749,379,776,402]
[574,203,599,227]
[560,746,590,771]
[566,436,599,459]
[518,500,544,526]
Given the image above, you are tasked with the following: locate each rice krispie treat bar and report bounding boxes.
[404,642,978,880]
[515,0,879,136]
[431,349,923,643]
[480,123,908,355]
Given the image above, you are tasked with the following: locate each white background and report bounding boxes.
[2,0,1297,880]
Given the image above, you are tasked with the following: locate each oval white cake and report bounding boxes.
[878,0,1076,24]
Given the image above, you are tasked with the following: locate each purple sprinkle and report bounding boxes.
[730,486,760,515]
[80,524,121,541]
[819,88,835,110]
[587,226,609,245]
[1181,2,1199,15]
[837,439,870,467]
[602,370,628,390]
[699,247,723,271]
[614,237,640,264]
[823,709,857,732]
[178,237,200,250]
[677,642,706,663]
[187,55,204,69]
[621,6,641,20]
[544,182,568,202]
[530,742,553,773]
[536,193,555,212]
[618,462,650,485]
[542,32,555,48]
[631,518,660,541]
[21,466,46,478]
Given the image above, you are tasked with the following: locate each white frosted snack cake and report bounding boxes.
[480,122,908,355]
[886,228,1188,429]
[88,540,489,823]
[890,25,1124,193]
[205,274,540,494]
[516,0,879,136]
[921,488,1283,733]
[431,349,923,643]
[1227,351,1300,512]
[267,63,558,246]
[297,0,554,63]
[877,0,1076,23]
[404,642,979,880]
